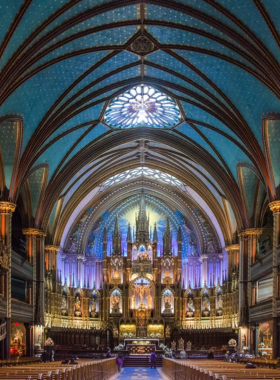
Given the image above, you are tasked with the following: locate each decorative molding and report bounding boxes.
[22,228,46,237]
[45,245,60,252]
[131,35,155,55]
[0,202,16,214]
[225,244,239,252]
[269,200,280,213]
[238,228,262,237]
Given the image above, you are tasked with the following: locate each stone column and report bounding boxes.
[36,231,46,325]
[25,323,33,357]
[238,231,249,328]
[23,228,38,324]
[0,202,16,359]
[225,244,239,293]
[269,201,280,359]
[45,245,60,292]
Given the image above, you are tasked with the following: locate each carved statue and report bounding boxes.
[75,295,81,311]
[111,292,121,314]
[217,293,223,309]
[189,233,197,256]
[202,294,210,310]
[186,341,192,351]
[61,294,67,310]
[89,297,97,317]
[131,295,136,309]
[147,294,153,309]
[207,238,217,253]
[111,294,120,307]
[186,297,195,317]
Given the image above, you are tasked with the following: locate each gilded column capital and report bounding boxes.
[22,228,46,237]
[45,245,60,252]
[245,228,262,237]
[269,200,280,213]
[0,202,16,214]
[225,244,239,252]
[238,228,262,237]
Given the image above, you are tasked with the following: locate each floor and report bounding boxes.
[111,367,167,379]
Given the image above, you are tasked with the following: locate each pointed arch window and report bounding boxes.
[104,85,181,129]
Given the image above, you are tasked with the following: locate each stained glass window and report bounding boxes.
[104,85,181,129]
[99,167,188,193]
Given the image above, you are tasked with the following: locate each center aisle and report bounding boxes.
[113,367,166,379]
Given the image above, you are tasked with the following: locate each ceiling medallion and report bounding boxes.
[131,36,154,55]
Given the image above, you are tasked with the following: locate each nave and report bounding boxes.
[111,368,167,380]
[1,0,280,364]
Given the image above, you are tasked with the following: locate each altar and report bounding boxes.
[124,338,159,355]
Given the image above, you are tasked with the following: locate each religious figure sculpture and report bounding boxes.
[131,295,136,309]
[111,291,121,314]
[61,294,67,316]
[216,293,223,316]
[186,341,192,351]
[186,297,195,317]
[202,293,210,317]
[74,293,82,317]
[163,292,173,314]
[189,233,197,256]
[89,297,97,317]
[147,294,153,309]
[207,237,217,253]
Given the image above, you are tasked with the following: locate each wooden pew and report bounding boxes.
[0,358,117,380]
[162,358,280,380]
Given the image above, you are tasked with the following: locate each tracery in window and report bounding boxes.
[104,85,181,129]
[99,167,187,193]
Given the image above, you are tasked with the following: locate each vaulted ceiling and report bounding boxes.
[1,0,280,248]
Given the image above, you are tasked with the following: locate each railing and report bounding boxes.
[0,319,6,341]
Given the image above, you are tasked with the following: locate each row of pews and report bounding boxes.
[0,358,117,380]
[162,358,280,380]
[0,358,41,367]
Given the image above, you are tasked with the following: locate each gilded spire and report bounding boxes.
[163,217,172,254]
[135,191,150,245]
[139,190,147,221]
[177,225,182,242]
[113,215,121,255]
[127,222,132,242]
[113,214,120,236]
[103,225,107,242]
[153,222,158,242]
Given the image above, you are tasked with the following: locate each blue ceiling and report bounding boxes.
[0,0,279,236]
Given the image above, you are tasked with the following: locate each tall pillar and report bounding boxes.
[269,201,280,359]
[238,231,248,329]
[225,244,239,292]
[23,228,38,325]
[35,230,46,325]
[0,201,16,359]
[238,229,261,351]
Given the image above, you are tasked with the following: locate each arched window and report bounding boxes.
[104,85,181,129]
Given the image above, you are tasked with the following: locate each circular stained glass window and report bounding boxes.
[104,85,181,129]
